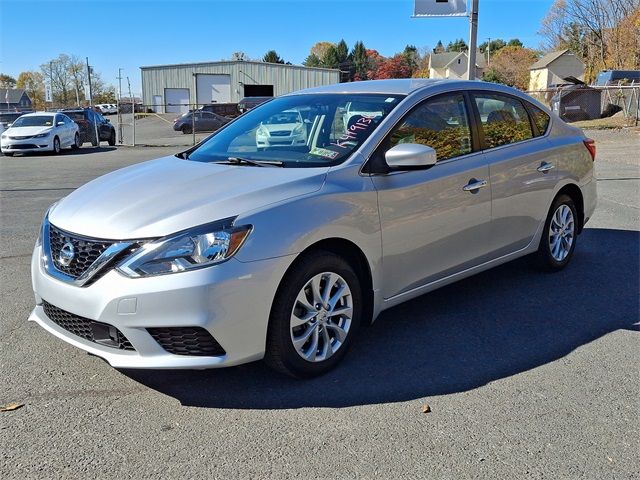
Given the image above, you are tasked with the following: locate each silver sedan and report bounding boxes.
[30,79,596,377]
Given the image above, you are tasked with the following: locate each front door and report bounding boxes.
[370,93,492,300]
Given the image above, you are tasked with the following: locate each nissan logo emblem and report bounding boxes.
[58,242,75,267]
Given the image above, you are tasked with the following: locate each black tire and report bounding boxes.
[90,131,99,147]
[71,132,81,150]
[181,125,192,135]
[534,194,578,271]
[3,152,14,157]
[264,250,362,378]
[108,130,116,146]
[52,136,61,155]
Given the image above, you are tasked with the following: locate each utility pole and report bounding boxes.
[86,57,93,106]
[466,0,479,80]
[487,37,491,67]
[117,68,123,144]
[127,76,135,146]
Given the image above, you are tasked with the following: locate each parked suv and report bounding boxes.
[30,80,596,378]
[201,103,239,118]
[62,108,116,146]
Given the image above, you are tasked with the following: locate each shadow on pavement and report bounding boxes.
[122,228,639,409]
[3,146,117,157]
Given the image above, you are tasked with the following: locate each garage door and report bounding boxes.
[196,74,231,106]
[165,88,190,114]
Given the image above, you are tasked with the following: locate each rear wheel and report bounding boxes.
[90,131,99,147]
[108,130,116,146]
[534,194,578,271]
[71,132,81,150]
[265,251,362,378]
[52,136,61,155]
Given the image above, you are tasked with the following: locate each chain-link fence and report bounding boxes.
[116,102,241,147]
[526,84,640,126]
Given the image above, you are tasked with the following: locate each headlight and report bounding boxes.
[257,125,269,136]
[117,219,252,278]
[1,134,6,139]
[34,130,51,138]
[293,124,303,133]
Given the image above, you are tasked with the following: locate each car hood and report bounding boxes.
[49,156,328,239]
[5,126,52,136]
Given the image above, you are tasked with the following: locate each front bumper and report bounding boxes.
[30,245,294,369]
[1,136,53,153]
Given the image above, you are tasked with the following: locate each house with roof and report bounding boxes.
[429,51,487,80]
[0,88,32,111]
[528,49,586,91]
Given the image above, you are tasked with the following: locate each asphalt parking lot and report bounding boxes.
[1,129,638,479]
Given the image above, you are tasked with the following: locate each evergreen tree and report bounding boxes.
[262,50,285,64]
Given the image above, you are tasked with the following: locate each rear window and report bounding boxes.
[65,112,87,121]
[527,103,551,136]
[473,93,533,148]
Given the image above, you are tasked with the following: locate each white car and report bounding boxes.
[256,110,307,147]
[1,112,80,156]
[96,104,116,115]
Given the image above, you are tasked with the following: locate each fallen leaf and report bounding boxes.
[421,404,431,413]
[0,402,24,412]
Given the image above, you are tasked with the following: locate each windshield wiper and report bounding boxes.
[220,156,284,167]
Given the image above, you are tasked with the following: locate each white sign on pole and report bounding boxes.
[413,0,468,17]
[44,83,53,103]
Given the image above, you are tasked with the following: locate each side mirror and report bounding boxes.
[385,143,437,171]
[57,122,65,126]
[7,123,12,128]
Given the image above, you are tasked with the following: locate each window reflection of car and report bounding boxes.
[173,110,231,134]
[256,110,307,147]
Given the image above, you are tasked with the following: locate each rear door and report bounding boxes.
[370,92,492,300]
[472,92,557,256]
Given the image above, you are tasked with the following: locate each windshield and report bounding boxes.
[11,115,54,127]
[187,93,404,167]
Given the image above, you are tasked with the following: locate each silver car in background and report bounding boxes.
[30,79,596,377]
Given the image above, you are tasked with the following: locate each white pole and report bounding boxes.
[467,0,479,80]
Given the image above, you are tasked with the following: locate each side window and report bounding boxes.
[389,93,471,161]
[527,103,550,137]
[473,93,533,148]
[55,115,63,124]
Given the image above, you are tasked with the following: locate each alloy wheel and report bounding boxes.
[548,204,574,262]
[290,271,353,362]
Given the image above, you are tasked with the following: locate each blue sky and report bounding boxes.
[1,0,553,95]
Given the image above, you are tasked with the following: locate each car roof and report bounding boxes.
[287,78,520,96]
[19,111,56,117]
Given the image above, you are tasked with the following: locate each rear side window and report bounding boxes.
[473,93,533,148]
[389,93,472,161]
[527,103,550,136]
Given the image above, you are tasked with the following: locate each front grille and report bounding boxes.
[270,130,291,137]
[8,144,38,149]
[42,301,135,351]
[147,327,226,357]
[49,224,113,279]
[9,135,34,140]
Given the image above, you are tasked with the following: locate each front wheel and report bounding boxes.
[108,130,116,146]
[265,251,362,378]
[181,125,192,135]
[534,194,578,271]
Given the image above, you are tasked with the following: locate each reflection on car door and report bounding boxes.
[370,93,492,300]
[472,92,557,256]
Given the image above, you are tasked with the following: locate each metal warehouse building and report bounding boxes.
[140,61,340,114]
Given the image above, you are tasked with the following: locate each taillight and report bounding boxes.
[583,138,596,161]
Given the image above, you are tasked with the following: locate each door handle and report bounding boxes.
[537,162,555,173]
[462,179,488,192]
